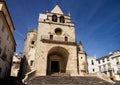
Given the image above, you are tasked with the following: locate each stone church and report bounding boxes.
[23,5,88,77]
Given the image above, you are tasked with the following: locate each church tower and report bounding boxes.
[35,5,79,76]
[23,5,88,77]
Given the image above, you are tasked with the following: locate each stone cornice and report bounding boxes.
[0,1,15,30]
[46,12,70,17]
[41,39,77,46]
[39,21,74,27]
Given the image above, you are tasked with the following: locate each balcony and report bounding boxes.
[108,67,113,71]
[101,68,107,72]
[41,35,76,45]
[101,67,113,72]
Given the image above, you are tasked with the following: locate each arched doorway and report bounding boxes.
[47,46,69,75]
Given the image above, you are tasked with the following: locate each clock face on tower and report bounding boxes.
[55,28,62,36]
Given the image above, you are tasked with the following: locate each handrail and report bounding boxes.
[22,69,36,84]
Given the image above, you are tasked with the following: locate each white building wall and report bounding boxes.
[87,51,120,81]
[87,56,99,73]
[110,51,120,80]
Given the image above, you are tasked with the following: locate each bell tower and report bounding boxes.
[37,5,76,43]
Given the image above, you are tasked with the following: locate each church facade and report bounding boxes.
[23,5,88,76]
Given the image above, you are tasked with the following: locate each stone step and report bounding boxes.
[50,73,69,76]
[27,76,117,85]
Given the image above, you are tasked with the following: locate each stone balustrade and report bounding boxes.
[41,35,74,42]
[41,35,75,44]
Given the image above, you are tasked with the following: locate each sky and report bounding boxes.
[5,0,120,58]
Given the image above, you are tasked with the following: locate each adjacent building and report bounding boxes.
[23,29,37,70]
[87,56,99,73]
[87,50,120,80]
[11,55,21,77]
[0,0,16,79]
[22,5,88,77]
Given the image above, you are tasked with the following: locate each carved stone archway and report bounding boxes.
[47,46,69,75]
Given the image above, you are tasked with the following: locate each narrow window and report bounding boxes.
[50,35,53,40]
[116,62,119,65]
[98,60,100,64]
[103,59,105,62]
[65,36,68,41]
[31,41,35,45]
[92,60,94,65]
[60,16,65,23]
[52,15,57,22]
[93,69,95,72]
[30,60,34,66]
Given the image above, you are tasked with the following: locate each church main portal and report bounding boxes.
[47,47,69,75]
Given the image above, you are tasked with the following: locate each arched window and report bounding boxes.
[60,16,65,23]
[31,41,35,45]
[50,35,53,40]
[52,15,57,22]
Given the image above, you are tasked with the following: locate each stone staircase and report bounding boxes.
[26,76,119,85]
